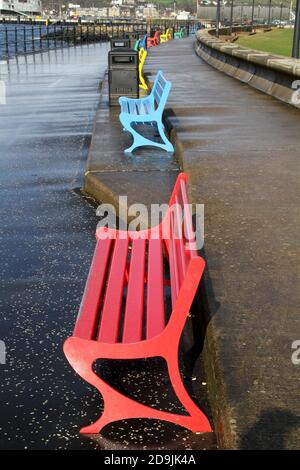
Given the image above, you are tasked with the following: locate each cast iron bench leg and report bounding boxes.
[64,336,211,434]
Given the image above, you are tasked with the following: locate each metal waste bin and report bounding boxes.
[125,32,139,40]
[108,49,139,106]
[110,38,131,50]
[125,31,139,48]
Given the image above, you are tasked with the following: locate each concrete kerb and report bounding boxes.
[195,29,300,109]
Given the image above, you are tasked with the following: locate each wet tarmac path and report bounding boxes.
[0,45,216,450]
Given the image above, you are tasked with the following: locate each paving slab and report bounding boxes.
[145,38,300,450]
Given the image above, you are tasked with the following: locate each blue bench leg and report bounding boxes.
[120,114,174,154]
[157,122,174,153]
[124,122,153,154]
[125,123,174,154]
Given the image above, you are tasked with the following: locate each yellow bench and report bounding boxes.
[139,47,148,91]
[160,28,173,43]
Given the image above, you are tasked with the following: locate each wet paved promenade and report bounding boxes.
[145,38,300,449]
[0,44,216,450]
[0,44,111,449]
[1,36,299,451]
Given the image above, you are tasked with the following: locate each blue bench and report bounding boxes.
[139,34,147,50]
[119,70,174,154]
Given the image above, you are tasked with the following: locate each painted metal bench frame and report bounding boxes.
[134,34,148,51]
[147,30,160,48]
[119,70,174,154]
[64,172,212,435]
[139,34,147,50]
[160,28,173,43]
[174,27,185,39]
[138,47,148,91]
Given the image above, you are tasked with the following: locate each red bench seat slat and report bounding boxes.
[122,238,146,343]
[97,237,129,343]
[73,238,112,340]
[146,238,165,339]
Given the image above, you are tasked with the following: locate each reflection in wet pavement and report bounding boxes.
[0,45,216,450]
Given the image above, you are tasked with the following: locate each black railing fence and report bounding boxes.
[0,20,200,60]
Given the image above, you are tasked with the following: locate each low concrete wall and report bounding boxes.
[195,29,300,108]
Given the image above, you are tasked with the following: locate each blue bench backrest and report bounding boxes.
[139,34,147,50]
[150,71,172,115]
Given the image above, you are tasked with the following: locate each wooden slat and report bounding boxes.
[158,80,165,91]
[156,81,164,94]
[142,100,153,115]
[180,179,198,258]
[120,101,126,113]
[141,101,148,115]
[135,102,142,115]
[174,195,187,284]
[154,81,164,105]
[145,100,154,113]
[97,237,129,343]
[154,83,164,101]
[158,74,166,86]
[128,100,137,115]
[146,238,165,339]
[73,238,112,340]
[168,214,180,307]
[120,99,131,114]
[122,238,146,343]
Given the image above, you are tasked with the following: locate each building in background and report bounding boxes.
[0,0,42,16]
[41,0,196,21]
[177,10,191,19]
[143,2,158,17]
[67,4,108,19]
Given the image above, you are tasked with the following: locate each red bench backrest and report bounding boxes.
[73,173,204,343]
[162,173,199,307]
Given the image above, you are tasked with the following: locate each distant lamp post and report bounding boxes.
[268,0,272,25]
[230,0,234,34]
[292,0,300,57]
[216,0,221,36]
[279,2,283,23]
[251,0,255,27]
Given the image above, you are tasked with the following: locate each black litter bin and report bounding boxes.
[108,49,139,106]
[125,32,139,40]
[125,31,139,48]
[110,38,131,50]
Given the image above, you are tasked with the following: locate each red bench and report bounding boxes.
[147,30,160,48]
[63,173,212,434]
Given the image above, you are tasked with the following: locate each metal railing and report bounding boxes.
[0,20,200,60]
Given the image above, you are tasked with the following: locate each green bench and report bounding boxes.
[174,27,185,39]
